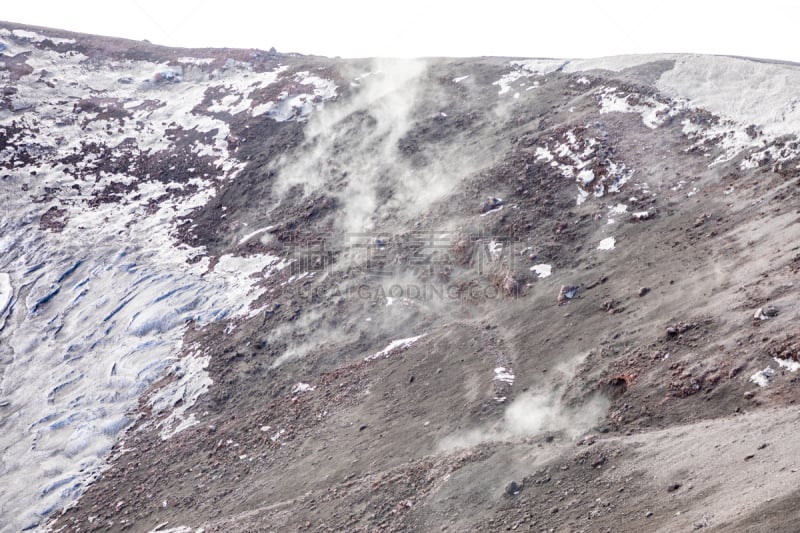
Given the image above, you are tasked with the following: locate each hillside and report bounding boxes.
[2,21,800,532]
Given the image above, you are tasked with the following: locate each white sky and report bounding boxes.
[2,1,799,62]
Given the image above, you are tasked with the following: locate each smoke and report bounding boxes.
[437,351,609,452]
[264,58,534,368]
[271,58,427,234]
[504,392,609,437]
[268,272,427,369]
[269,57,499,237]
[267,284,344,368]
[438,392,610,453]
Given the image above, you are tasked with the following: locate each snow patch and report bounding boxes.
[280,271,314,288]
[291,382,315,394]
[176,57,215,65]
[215,253,285,279]
[530,264,552,278]
[7,28,76,45]
[365,335,425,362]
[774,357,800,372]
[598,86,677,129]
[750,367,775,388]
[598,237,616,250]
[680,116,756,166]
[237,225,275,246]
[257,71,337,122]
[480,204,503,217]
[149,525,202,533]
[741,140,800,172]
[494,367,515,385]
[535,129,632,204]
[487,240,503,261]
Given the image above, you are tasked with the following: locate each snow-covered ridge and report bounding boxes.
[493,59,566,95]
[658,55,800,141]
[564,54,800,168]
[659,56,800,168]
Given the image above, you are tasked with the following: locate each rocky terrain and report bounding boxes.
[2,21,800,533]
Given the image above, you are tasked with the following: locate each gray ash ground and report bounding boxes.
[3,21,800,533]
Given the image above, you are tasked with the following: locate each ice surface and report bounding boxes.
[0,32,337,531]
[0,272,11,317]
[149,351,213,439]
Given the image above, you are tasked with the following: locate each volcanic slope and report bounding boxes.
[1,22,800,533]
